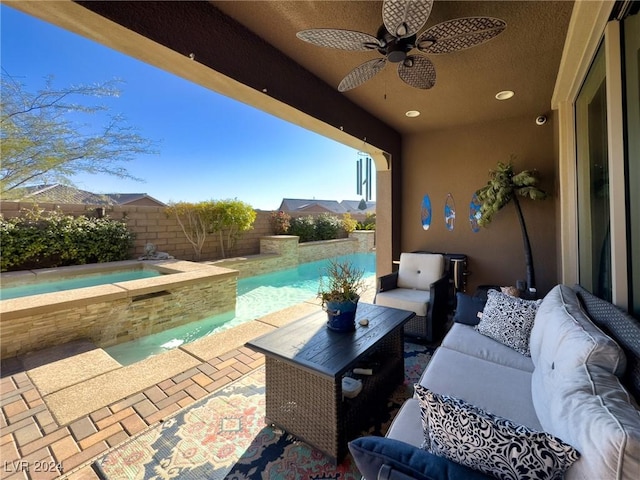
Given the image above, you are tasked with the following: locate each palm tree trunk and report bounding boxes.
[512,195,536,291]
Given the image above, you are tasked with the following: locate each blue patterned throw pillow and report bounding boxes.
[475,290,542,356]
[415,385,580,480]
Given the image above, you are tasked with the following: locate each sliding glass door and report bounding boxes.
[576,43,611,300]
[624,11,640,315]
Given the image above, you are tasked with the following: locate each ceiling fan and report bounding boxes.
[296,0,506,91]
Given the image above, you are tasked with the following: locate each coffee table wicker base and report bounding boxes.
[263,327,404,462]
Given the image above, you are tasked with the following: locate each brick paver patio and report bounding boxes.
[1,346,265,479]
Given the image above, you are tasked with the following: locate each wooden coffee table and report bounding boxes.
[245,302,415,462]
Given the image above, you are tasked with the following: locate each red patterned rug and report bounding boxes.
[94,342,433,479]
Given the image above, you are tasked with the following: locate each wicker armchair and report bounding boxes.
[374,253,449,342]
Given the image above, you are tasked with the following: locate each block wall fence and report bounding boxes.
[0,202,373,263]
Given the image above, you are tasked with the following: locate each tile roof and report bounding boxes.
[19,184,113,205]
[278,198,376,214]
[13,184,166,206]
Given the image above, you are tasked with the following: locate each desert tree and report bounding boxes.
[1,72,157,197]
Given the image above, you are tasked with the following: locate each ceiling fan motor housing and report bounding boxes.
[377,26,416,63]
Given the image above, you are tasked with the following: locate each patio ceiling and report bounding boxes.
[8,1,574,142]
[210,1,574,134]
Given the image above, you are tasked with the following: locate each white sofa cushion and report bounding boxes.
[530,285,626,375]
[419,347,541,430]
[396,253,444,290]
[442,323,535,373]
[385,398,426,448]
[535,364,640,480]
[375,288,430,317]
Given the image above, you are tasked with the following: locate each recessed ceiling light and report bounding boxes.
[495,90,515,100]
[405,110,420,117]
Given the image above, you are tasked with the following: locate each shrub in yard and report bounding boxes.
[356,212,376,230]
[270,210,291,235]
[289,215,317,242]
[0,206,134,271]
[314,213,341,240]
[341,213,358,234]
[210,199,257,258]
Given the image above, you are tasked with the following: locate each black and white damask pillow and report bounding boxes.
[475,290,542,356]
[415,385,580,480]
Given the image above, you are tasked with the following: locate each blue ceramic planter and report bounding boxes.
[325,298,359,332]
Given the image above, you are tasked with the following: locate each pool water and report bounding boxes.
[0,270,162,300]
[106,253,376,365]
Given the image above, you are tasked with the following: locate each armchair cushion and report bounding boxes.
[376,288,431,317]
[397,253,445,290]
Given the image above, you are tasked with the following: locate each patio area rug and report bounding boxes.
[94,342,434,480]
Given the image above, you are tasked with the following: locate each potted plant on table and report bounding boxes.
[318,259,365,332]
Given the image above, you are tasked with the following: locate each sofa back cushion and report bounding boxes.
[529,284,626,376]
[397,253,444,291]
[574,284,640,402]
[530,285,638,479]
[535,365,640,480]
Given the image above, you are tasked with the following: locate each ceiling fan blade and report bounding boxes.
[397,55,436,89]
[383,0,433,39]
[416,17,507,54]
[296,29,381,51]
[338,58,387,92]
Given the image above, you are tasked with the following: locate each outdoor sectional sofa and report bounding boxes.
[349,284,640,480]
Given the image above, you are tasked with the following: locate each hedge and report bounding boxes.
[0,207,135,272]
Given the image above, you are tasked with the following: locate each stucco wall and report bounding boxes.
[401,114,558,296]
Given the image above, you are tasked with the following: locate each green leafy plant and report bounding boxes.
[0,206,134,271]
[341,213,358,234]
[289,215,317,242]
[210,199,256,258]
[314,213,341,240]
[475,161,547,290]
[317,259,365,306]
[356,212,376,230]
[166,199,256,260]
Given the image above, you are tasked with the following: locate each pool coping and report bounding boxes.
[0,260,237,321]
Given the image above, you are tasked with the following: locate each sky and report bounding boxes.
[0,5,375,210]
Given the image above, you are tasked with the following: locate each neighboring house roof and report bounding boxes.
[13,184,166,207]
[278,198,347,214]
[340,200,376,214]
[17,184,113,205]
[102,193,167,207]
[278,198,375,214]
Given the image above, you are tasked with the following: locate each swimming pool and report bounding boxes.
[105,253,376,365]
[0,269,162,300]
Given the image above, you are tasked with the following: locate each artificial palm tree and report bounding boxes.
[475,161,547,291]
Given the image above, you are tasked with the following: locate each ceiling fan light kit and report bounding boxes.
[296,0,506,92]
